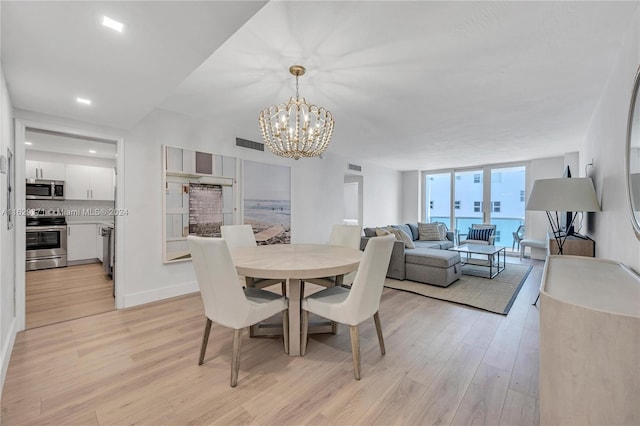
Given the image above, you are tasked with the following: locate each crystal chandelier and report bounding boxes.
[258,65,334,160]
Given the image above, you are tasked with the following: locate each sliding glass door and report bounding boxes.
[453,169,484,236]
[489,166,525,247]
[423,164,526,250]
[424,172,451,228]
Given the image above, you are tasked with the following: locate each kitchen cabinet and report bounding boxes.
[67,224,97,262]
[66,164,114,200]
[26,160,66,181]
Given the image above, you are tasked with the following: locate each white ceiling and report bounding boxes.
[2,1,638,171]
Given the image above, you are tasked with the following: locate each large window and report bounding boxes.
[454,169,484,234]
[424,172,451,227]
[423,164,526,249]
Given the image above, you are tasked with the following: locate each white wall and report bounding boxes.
[0,66,16,391]
[343,182,358,221]
[122,108,402,306]
[401,170,421,224]
[581,11,640,271]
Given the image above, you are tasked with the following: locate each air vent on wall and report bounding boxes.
[236,137,264,152]
[348,163,362,172]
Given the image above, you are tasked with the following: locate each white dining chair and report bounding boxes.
[301,234,395,380]
[221,224,288,296]
[304,224,362,288]
[187,235,289,387]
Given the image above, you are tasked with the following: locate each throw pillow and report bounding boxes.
[375,227,391,236]
[392,224,413,242]
[418,222,443,241]
[384,227,403,242]
[467,227,493,242]
[432,222,448,240]
[407,223,419,241]
[396,228,415,249]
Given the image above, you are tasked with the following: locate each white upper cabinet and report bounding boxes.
[66,164,114,200]
[26,160,66,181]
[90,167,115,201]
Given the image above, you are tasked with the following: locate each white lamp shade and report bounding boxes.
[526,178,601,212]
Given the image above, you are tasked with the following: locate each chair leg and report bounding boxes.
[301,310,309,356]
[198,318,212,365]
[349,325,361,380]
[373,311,386,355]
[282,309,290,354]
[281,281,287,297]
[230,328,243,387]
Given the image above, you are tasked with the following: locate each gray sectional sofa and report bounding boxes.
[360,223,462,287]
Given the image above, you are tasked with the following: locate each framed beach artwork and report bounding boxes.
[243,160,291,245]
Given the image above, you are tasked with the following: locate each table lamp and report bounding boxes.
[526,177,601,255]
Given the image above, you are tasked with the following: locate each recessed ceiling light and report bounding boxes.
[25,141,32,145]
[89,150,97,154]
[76,97,92,105]
[102,16,124,33]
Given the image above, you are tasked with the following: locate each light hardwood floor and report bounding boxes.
[26,263,114,329]
[2,258,541,425]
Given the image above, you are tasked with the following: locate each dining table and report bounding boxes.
[230,243,362,356]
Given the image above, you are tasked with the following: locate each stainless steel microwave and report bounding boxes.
[26,180,65,200]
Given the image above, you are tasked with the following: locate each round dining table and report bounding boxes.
[230,244,362,356]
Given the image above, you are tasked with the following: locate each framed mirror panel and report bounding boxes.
[627,66,640,240]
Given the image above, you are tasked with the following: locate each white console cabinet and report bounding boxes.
[540,255,640,425]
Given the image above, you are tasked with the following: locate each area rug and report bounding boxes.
[384,263,532,315]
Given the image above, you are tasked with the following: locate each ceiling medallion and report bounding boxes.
[258,65,334,160]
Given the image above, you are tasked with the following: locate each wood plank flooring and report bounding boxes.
[26,263,114,329]
[2,258,542,425]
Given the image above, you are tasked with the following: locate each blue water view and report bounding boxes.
[244,199,291,226]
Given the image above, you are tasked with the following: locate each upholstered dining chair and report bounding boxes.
[304,224,363,288]
[300,234,395,380]
[187,236,289,387]
[221,224,288,296]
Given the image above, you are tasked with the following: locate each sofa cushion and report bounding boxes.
[405,248,461,268]
[418,222,443,240]
[407,223,419,241]
[413,240,443,249]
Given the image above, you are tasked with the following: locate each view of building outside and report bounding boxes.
[425,166,525,249]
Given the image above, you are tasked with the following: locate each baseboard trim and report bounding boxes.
[1,317,17,395]
[122,281,199,308]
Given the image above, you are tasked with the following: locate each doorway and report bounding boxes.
[343,174,363,225]
[15,119,124,331]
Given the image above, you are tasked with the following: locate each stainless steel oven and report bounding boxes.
[26,179,65,200]
[26,215,67,271]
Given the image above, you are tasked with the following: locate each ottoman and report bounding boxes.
[405,248,462,287]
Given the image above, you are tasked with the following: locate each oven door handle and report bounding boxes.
[26,226,67,232]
